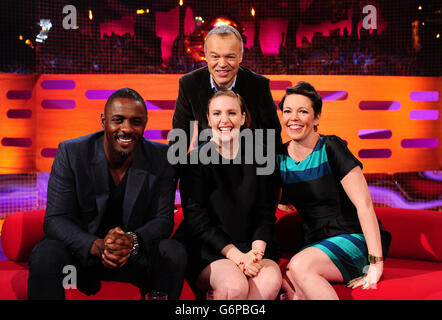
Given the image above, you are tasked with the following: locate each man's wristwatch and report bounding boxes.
[368,254,383,264]
[127,232,139,256]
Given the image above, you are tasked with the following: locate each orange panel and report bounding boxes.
[0,74,37,173]
[0,73,440,174]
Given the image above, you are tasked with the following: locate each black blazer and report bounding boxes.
[43,131,176,264]
[172,66,282,150]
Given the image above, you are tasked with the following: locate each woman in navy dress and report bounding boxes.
[277,81,391,300]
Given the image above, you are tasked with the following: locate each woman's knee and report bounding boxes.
[204,261,249,300]
[251,260,283,298]
[216,276,249,300]
[286,253,312,284]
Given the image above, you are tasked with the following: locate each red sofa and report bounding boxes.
[1,207,441,300]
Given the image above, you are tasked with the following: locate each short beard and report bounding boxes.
[116,149,132,160]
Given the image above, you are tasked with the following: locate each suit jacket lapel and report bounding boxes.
[233,67,249,101]
[122,144,148,230]
[90,135,110,234]
[197,67,213,129]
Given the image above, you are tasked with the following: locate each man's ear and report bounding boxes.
[100,113,105,128]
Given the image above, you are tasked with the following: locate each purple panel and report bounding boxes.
[423,171,442,182]
[318,91,348,101]
[145,101,161,110]
[0,241,7,261]
[359,101,401,110]
[270,81,292,90]
[85,90,116,100]
[358,129,392,139]
[146,100,175,110]
[369,185,442,210]
[358,149,392,158]
[6,109,32,119]
[41,148,57,158]
[409,110,439,120]
[6,90,32,100]
[41,80,76,90]
[41,99,76,109]
[144,130,169,140]
[1,137,32,147]
[410,91,439,101]
[401,138,438,148]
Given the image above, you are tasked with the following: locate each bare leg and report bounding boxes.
[247,259,282,300]
[282,272,306,300]
[196,259,249,300]
[285,247,344,300]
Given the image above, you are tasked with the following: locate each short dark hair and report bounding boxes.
[207,90,252,129]
[278,81,322,116]
[104,88,147,116]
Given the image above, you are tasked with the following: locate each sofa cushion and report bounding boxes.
[279,257,442,300]
[0,260,29,300]
[333,258,442,300]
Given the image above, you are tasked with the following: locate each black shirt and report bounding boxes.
[178,141,278,273]
[96,171,127,238]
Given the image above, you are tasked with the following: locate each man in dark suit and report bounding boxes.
[28,88,186,300]
[172,25,282,152]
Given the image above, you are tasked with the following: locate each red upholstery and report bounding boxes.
[1,207,441,300]
[0,260,29,300]
[374,207,442,261]
[0,209,195,300]
[333,258,442,300]
[274,207,442,300]
[1,210,45,262]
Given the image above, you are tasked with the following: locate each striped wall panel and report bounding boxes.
[0,74,440,174]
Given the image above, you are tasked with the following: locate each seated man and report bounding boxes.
[28,88,186,300]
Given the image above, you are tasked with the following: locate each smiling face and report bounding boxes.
[102,97,147,164]
[205,33,243,90]
[282,94,320,143]
[207,94,246,145]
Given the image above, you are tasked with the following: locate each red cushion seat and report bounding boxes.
[1,206,441,300]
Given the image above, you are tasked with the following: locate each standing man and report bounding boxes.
[172,25,282,152]
[28,88,187,300]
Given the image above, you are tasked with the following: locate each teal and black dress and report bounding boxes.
[277,135,391,283]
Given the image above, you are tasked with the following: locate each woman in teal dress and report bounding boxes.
[277,81,391,300]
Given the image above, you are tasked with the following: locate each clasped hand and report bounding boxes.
[90,227,133,269]
[238,249,264,278]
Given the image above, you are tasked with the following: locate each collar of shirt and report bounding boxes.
[210,74,237,92]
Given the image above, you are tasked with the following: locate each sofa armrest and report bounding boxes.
[1,210,45,262]
[375,207,442,262]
